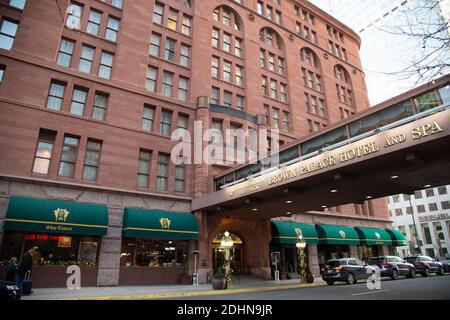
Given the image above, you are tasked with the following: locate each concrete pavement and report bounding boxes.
[22,277,326,300]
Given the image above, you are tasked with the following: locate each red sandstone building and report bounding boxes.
[0,0,398,287]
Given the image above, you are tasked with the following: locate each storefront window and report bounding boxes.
[120,238,188,267]
[0,232,99,267]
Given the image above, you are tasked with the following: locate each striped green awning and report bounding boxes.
[315,225,360,245]
[386,229,408,246]
[355,227,393,246]
[4,196,108,236]
[122,208,198,240]
[271,221,319,245]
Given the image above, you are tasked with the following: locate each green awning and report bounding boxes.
[122,208,198,240]
[271,221,318,244]
[4,196,108,236]
[355,227,393,246]
[315,225,360,245]
[386,229,408,246]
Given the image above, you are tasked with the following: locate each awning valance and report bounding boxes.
[386,229,408,246]
[122,208,198,240]
[355,227,393,246]
[315,225,360,245]
[271,221,319,244]
[4,196,108,236]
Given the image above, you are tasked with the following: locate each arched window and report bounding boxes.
[300,47,320,70]
[213,5,242,31]
[334,64,354,114]
[259,27,283,51]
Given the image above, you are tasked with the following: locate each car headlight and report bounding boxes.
[6,285,20,290]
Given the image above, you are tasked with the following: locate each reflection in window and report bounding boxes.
[301,127,348,155]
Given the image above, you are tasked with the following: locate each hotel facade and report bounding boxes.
[0,0,407,287]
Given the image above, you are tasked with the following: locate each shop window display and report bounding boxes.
[120,238,188,267]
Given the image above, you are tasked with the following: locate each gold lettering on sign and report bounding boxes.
[339,142,380,163]
[384,134,406,148]
[411,121,443,140]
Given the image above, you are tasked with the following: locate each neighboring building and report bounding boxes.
[388,187,450,259]
[309,0,450,105]
[0,0,401,287]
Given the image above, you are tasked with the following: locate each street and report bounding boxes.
[166,275,450,300]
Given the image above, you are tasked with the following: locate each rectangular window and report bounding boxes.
[156,154,169,191]
[142,105,155,131]
[57,38,75,67]
[182,16,191,36]
[280,84,287,103]
[32,129,56,175]
[211,87,220,104]
[272,108,279,129]
[175,166,185,192]
[211,56,219,78]
[87,10,102,36]
[162,71,174,97]
[66,3,83,30]
[223,61,231,82]
[150,33,161,57]
[137,149,151,188]
[167,9,178,31]
[0,65,4,82]
[223,33,231,52]
[270,80,277,99]
[212,28,219,48]
[78,45,95,73]
[112,0,122,9]
[10,0,26,10]
[426,188,435,197]
[268,54,275,71]
[0,18,19,50]
[319,99,326,117]
[92,92,108,121]
[282,111,289,132]
[70,87,88,116]
[311,96,317,114]
[261,76,267,95]
[178,76,188,101]
[146,66,158,92]
[98,51,113,79]
[153,3,164,24]
[105,16,120,42]
[46,81,66,111]
[235,38,243,57]
[164,38,176,62]
[235,65,244,86]
[180,44,190,67]
[223,91,232,107]
[58,135,80,178]
[82,139,102,181]
[263,105,269,125]
[160,110,172,135]
[278,58,285,75]
[236,95,245,111]
[259,49,265,67]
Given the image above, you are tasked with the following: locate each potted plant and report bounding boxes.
[211,267,227,290]
[305,267,314,284]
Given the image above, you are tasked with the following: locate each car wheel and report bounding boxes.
[422,267,430,277]
[407,268,416,278]
[391,269,399,280]
[346,273,355,285]
[437,267,444,276]
[326,281,334,286]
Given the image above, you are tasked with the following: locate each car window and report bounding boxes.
[348,259,357,266]
[405,257,417,263]
[325,260,341,268]
[355,259,366,266]
[368,257,384,265]
[392,257,402,262]
[421,256,433,262]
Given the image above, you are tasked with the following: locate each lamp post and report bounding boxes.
[296,234,307,283]
[221,231,234,289]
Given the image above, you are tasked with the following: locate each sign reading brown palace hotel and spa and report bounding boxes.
[0,0,449,287]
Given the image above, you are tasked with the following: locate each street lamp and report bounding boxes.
[296,234,307,283]
[221,231,234,289]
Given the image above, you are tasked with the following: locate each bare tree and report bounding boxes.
[378,0,450,83]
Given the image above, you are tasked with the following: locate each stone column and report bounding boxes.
[0,180,11,252]
[195,210,210,284]
[307,244,321,277]
[97,199,124,287]
[349,245,359,258]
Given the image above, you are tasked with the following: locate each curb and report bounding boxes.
[62,283,326,300]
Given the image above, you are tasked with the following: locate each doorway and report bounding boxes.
[212,232,244,275]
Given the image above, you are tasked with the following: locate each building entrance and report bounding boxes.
[212,232,244,275]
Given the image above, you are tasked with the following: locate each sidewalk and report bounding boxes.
[22,278,326,300]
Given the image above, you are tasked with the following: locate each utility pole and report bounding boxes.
[408,194,423,254]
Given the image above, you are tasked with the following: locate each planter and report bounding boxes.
[179,274,192,285]
[211,277,227,290]
[306,274,314,284]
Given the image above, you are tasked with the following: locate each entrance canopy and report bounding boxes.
[271,221,318,244]
[355,227,393,246]
[316,225,360,245]
[122,208,198,240]
[4,196,108,236]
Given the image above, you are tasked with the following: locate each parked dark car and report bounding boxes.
[437,258,450,273]
[404,255,444,276]
[368,256,416,279]
[322,258,376,285]
[0,281,22,300]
